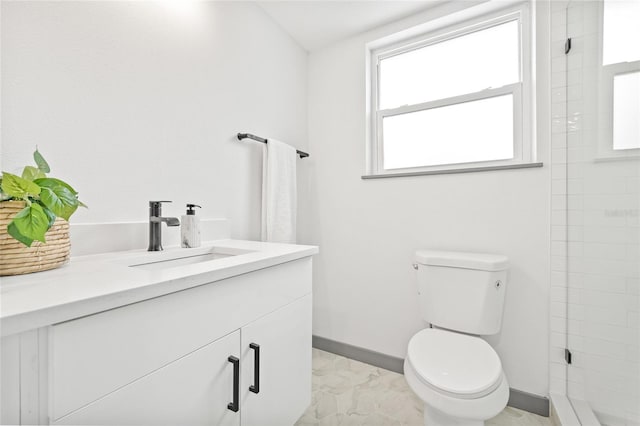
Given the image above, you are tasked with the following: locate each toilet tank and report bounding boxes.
[414,250,509,335]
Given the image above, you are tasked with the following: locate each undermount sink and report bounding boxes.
[126,246,254,271]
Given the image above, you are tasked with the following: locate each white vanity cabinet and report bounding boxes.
[54,330,242,426]
[240,295,312,426]
[1,256,313,426]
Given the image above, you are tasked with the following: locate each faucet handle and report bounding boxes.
[149,200,172,216]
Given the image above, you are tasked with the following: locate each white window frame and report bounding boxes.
[595,0,640,160]
[367,4,534,176]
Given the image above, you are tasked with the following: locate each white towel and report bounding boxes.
[261,138,297,243]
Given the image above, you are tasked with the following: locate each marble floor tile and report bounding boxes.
[295,349,551,426]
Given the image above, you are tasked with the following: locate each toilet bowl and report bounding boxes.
[406,250,510,426]
[404,329,509,426]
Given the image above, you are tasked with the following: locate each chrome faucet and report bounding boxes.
[148,201,180,251]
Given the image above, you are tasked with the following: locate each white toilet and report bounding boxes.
[404,250,510,426]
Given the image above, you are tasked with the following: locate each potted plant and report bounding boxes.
[0,148,85,276]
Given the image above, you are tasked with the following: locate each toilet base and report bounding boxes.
[424,404,484,426]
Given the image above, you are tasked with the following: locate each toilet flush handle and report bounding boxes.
[412,263,419,270]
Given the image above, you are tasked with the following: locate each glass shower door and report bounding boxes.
[565,0,640,424]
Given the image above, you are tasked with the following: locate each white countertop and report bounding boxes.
[0,239,318,337]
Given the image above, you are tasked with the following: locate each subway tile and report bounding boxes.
[626,243,639,262]
[552,163,567,179]
[627,344,639,362]
[568,194,583,211]
[567,52,583,71]
[567,131,583,148]
[552,179,567,195]
[568,225,584,242]
[582,322,638,345]
[553,301,568,317]
[552,56,567,73]
[568,303,584,320]
[584,194,638,211]
[584,305,628,327]
[552,132,567,149]
[568,162,585,179]
[552,87,567,104]
[584,226,629,244]
[629,312,639,329]
[582,242,627,261]
[583,210,627,227]
[582,273,626,293]
[551,362,567,381]
[551,0,567,13]
[568,210,584,226]
[552,210,567,227]
[552,270,568,286]
[551,40,568,59]
[551,286,568,304]
[568,273,584,289]
[568,380,585,400]
[581,289,636,309]
[568,241,584,257]
[552,240,568,256]
[566,147,584,162]
[567,69,583,87]
[568,333,584,351]
[552,71,567,89]
[552,256,568,272]
[550,377,567,394]
[551,9,567,28]
[568,319,582,336]
[552,225,566,241]
[567,84,582,101]
[583,176,628,195]
[551,316,568,333]
[568,179,583,195]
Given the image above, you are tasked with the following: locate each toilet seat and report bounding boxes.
[407,329,503,399]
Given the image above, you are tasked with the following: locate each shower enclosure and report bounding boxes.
[551,0,640,424]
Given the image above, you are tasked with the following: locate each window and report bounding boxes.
[598,0,640,155]
[368,5,534,176]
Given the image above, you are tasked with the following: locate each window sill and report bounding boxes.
[361,162,544,179]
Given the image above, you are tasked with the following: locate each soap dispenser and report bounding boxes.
[181,204,201,248]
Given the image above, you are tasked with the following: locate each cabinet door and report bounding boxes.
[240,295,312,426]
[54,330,241,426]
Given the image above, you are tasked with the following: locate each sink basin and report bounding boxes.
[126,246,254,271]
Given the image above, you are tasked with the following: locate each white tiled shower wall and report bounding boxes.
[549,1,640,425]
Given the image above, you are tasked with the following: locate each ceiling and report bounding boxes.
[256,1,442,52]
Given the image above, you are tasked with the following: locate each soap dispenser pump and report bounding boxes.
[181,204,201,248]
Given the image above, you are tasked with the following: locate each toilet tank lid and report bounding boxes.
[415,250,509,271]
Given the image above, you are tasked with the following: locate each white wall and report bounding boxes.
[1,1,307,241]
[305,2,552,396]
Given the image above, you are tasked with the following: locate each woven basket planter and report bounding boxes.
[0,200,70,276]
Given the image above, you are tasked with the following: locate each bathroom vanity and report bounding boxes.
[0,240,317,425]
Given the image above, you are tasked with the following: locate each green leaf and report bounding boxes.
[10,203,50,244]
[22,166,46,181]
[34,178,78,196]
[1,172,41,198]
[34,149,50,173]
[39,185,78,221]
[7,222,34,247]
[37,201,57,227]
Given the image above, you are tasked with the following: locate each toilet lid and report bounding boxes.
[407,329,502,398]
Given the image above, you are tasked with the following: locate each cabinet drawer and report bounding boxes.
[51,258,311,421]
